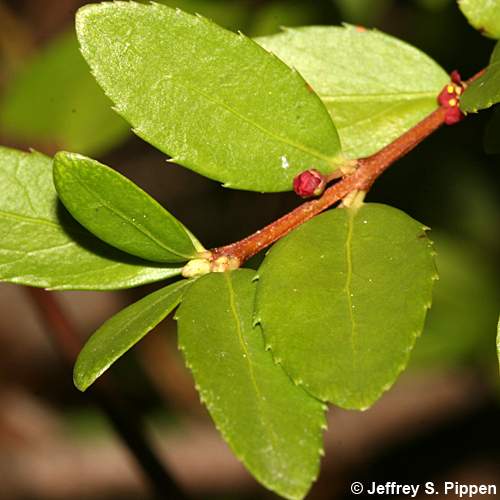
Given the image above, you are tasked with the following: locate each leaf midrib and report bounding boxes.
[344,210,358,368]
[337,100,418,134]
[0,208,60,228]
[154,74,337,165]
[70,173,192,260]
[321,91,437,103]
[121,281,187,335]
[224,273,280,457]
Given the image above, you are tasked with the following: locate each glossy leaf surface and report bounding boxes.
[461,42,500,112]
[256,204,436,410]
[76,2,341,192]
[0,147,181,290]
[74,279,190,391]
[459,0,500,39]
[54,152,200,263]
[257,26,449,158]
[176,270,325,500]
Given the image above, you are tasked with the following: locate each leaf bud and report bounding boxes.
[182,258,211,278]
[293,169,326,198]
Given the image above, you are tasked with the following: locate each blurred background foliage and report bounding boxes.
[0,0,498,499]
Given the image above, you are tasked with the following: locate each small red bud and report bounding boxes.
[437,74,465,126]
[444,106,464,125]
[451,70,462,85]
[293,169,326,198]
[437,86,455,107]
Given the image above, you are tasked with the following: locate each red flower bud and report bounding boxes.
[437,85,457,107]
[293,169,326,198]
[444,106,464,125]
[451,70,462,85]
[437,75,465,126]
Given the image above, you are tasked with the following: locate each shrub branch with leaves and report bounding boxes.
[1,1,499,499]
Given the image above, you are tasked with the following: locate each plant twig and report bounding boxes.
[212,106,447,264]
[211,68,486,266]
[26,287,189,500]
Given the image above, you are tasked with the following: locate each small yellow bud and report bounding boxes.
[182,258,211,278]
[211,256,240,273]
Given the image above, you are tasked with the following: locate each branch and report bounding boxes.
[26,288,189,500]
[209,66,488,267]
[212,106,447,264]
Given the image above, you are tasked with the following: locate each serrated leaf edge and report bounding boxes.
[76,1,344,192]
[175,273,326,500]
[256,222,438,410]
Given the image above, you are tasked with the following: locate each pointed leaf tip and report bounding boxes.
[53,151,201,263]
[0,146,181,290]
[257,26,448,159]
[461,42,500,113]
[256,204,436,409]
[176,270,326,499]
[74,279,190,391]
[75,2,341,192]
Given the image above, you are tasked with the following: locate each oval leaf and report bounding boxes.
[459,0,500,39]
[461,42,500,112]
[74,279,190,391]
[256,204,437,410]
[0,31,129,156]
[176,270,326,500]
[75,2,342,193]
[257,25,449,158]
[54,152,201,263]
[0,146,181,290]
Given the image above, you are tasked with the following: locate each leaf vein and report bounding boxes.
[13,158,37,215]
[321,91,436,103]
[0,209,59,228]
[163,74,336,165]
[224,273,280,455]
[70,173,191,259]
[344,210,358,365]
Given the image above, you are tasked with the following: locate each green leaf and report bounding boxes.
[461,42,500,112]
[176,270,326,500]
[257,25,449,158]
[54,152,201,263]
[74,279,190,391]
[458,0,500,39]
[0,31,129,156]
[0,146,182,290]
[256,204,436,410]
[76,2,342,193]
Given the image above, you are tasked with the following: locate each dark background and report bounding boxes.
[0,1,499,499]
